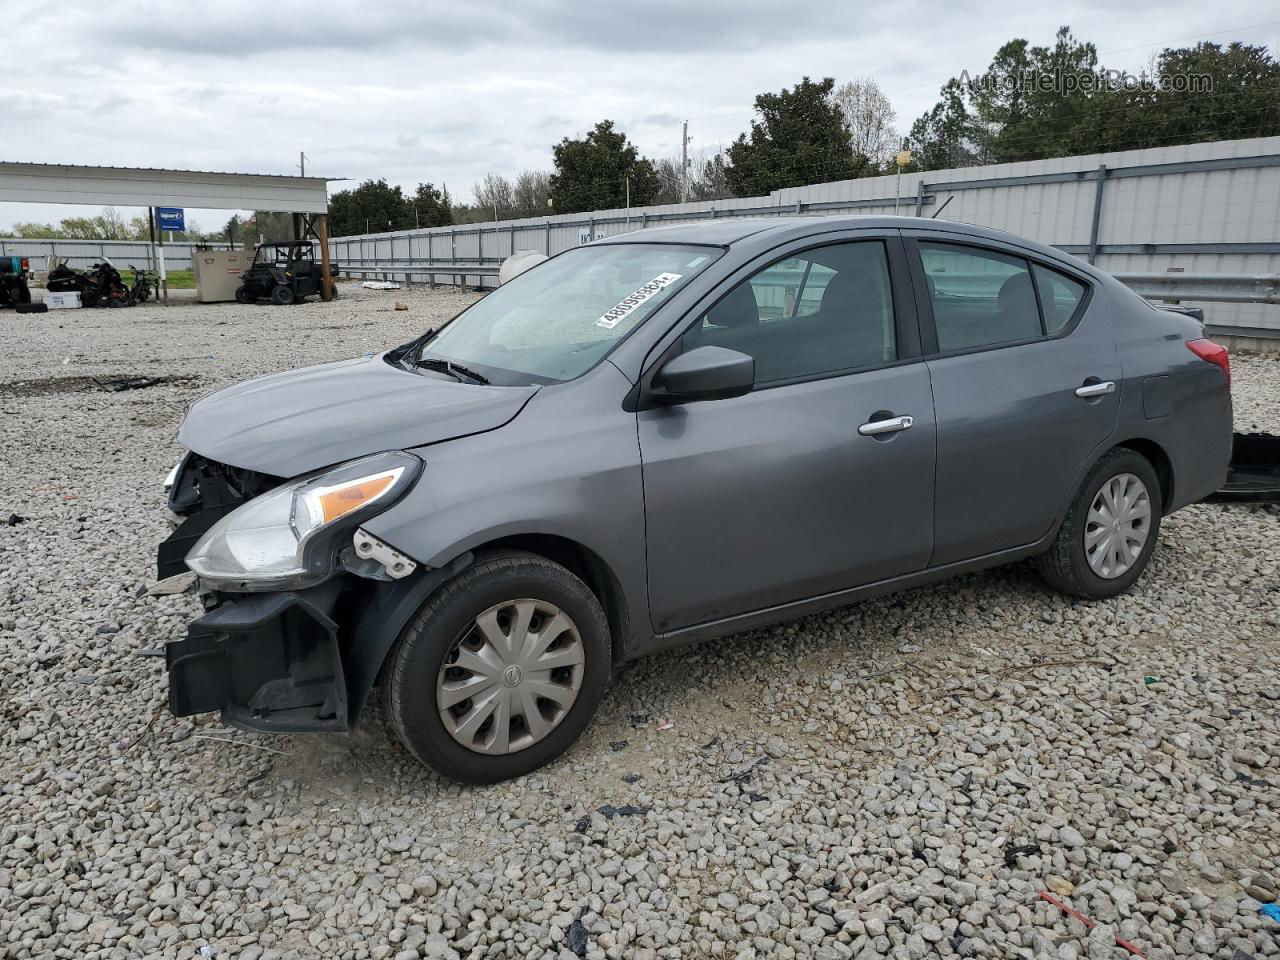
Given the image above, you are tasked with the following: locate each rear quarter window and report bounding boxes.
[1032,263,1087,333]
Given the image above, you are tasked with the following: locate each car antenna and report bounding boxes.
[930,195,955,219]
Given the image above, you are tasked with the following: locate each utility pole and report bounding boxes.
[680,120,690,203]
[625,176,631,225]
[298,151,307,176]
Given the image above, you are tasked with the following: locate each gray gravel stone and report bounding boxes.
[1,288,1277,960]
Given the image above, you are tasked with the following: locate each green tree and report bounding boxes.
[725,76,871,196]
[512,170,553,217]
[908,29,1280,170]
[549,120,659,214]
[1089,42,1280,153]
[907,79,979,171]
[411,182,453,227]
[328,178,411,236]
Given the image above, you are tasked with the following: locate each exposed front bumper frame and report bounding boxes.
[165,588,349,733]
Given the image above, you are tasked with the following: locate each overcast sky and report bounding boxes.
[3,1,1278,232]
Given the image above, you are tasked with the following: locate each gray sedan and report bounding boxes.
[158,216,1232,783]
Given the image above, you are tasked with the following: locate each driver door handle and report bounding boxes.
[1075,380,1115,398]
[858,415,914,437]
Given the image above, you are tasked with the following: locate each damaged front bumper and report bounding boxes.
[165,586,349,732]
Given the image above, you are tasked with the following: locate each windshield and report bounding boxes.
[417,243,721,384]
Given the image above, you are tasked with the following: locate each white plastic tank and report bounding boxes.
[499,250,548,285]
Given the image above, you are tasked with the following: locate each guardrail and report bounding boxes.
[335,261,500,288]
[1112,273,1280,305]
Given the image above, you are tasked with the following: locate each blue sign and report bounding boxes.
[156,207,185,232]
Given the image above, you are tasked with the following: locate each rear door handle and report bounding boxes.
[1075,380,1115,398]
[858,415,914,436]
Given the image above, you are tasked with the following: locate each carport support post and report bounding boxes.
[153,208,169,307]
[317,213,334,302]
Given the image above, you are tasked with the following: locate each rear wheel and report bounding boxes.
[385,551,611,784]
[234,285,252,304]
[1037,448,1162,599]
[270,284,295,306]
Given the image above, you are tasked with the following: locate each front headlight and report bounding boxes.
[185,451,421,591]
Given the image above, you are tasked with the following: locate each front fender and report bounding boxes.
[359,362,651,656]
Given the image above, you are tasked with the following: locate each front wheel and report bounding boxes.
[384,551,611,784]
[1036,448,1162,600]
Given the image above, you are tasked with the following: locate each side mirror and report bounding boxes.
[651,345,755,404]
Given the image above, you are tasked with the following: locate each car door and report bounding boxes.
[904,233,1121,566]
[637,235,936,634]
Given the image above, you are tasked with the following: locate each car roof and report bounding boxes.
[598,215,1091,276]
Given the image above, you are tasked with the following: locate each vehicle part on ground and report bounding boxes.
[1212,432,1280,501]
[1036,449,1163,600]
[385,551,611,783]
[499,250,548,285]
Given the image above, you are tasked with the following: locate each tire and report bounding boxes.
[271,285,296,306]
[1036,448,1163,600]
[234,285,252,304]
[384,550,611,784]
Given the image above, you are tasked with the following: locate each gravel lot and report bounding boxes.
[2,287,1278,960]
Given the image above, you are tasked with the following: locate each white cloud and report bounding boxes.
[2,0,1275,229]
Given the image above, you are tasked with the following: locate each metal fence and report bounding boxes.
[0,238,230,272]
[328,135,1280,337]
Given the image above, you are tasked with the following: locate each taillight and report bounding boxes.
[20,258,30,270]
[1186,338,1230,388]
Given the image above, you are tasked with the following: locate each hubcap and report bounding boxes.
[1084,473,1152,579]
[436,599,584,755]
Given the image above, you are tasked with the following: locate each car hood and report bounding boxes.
[179,353,538,476]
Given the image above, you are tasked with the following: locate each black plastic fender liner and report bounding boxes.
[342,551,475,726]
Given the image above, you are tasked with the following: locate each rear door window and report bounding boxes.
[918,243,1041,352]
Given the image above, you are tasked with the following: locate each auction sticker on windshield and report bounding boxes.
[595,273,683,329]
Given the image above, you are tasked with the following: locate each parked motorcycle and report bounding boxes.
[127,265,156,305]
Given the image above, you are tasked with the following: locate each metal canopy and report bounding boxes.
[0,162,338,213]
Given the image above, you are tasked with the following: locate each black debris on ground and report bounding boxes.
[722,756,769,784]
[98,376,168,392]
[597,803,649,819]
[1003,843,1043,867]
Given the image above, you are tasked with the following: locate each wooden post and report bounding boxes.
[317,213,334,302]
